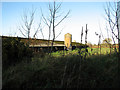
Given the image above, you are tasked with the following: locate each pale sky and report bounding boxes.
[1,0,119,44]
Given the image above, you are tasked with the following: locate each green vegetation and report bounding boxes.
[2,37,120,88]
[51,47,118,57]
[2,37,33,70]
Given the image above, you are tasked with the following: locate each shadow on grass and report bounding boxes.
[2,52,120,89]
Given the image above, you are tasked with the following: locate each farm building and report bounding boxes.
[1,33,85,52]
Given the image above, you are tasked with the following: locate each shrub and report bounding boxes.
[2,37,33,69]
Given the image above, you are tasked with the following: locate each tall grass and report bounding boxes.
[3,48,119,88]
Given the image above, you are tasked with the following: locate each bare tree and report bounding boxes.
[19,8,43,47]
[41,1,70,53]
[104,1,120,54]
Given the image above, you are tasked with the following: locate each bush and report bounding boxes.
[2,37,33,69]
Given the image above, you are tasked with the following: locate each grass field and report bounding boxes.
[3,47,120,88]
[51,47,118,57]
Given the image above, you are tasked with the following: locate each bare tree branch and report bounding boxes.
[55,26,65,39]
[55,10,70,27]
[98,21,104,40]
[55,2,62,13]
[21,25,27,32]
[33,22,41,38]
[19,28,27,38]
[41,9,49,26]
[40,28,44,39]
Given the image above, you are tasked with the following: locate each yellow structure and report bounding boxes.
[73,40,76,42]
[64,33,72,49]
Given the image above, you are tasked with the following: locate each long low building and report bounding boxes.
[1,33,85,52]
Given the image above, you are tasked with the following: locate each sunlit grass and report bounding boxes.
[51,47,118,58]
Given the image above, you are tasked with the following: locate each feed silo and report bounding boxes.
[64,33,72,50]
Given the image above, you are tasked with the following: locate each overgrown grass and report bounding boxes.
[3,48,119,88]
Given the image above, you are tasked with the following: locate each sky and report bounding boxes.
[1,0,119,44]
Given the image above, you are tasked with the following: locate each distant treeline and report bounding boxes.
[91,44,119,48]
